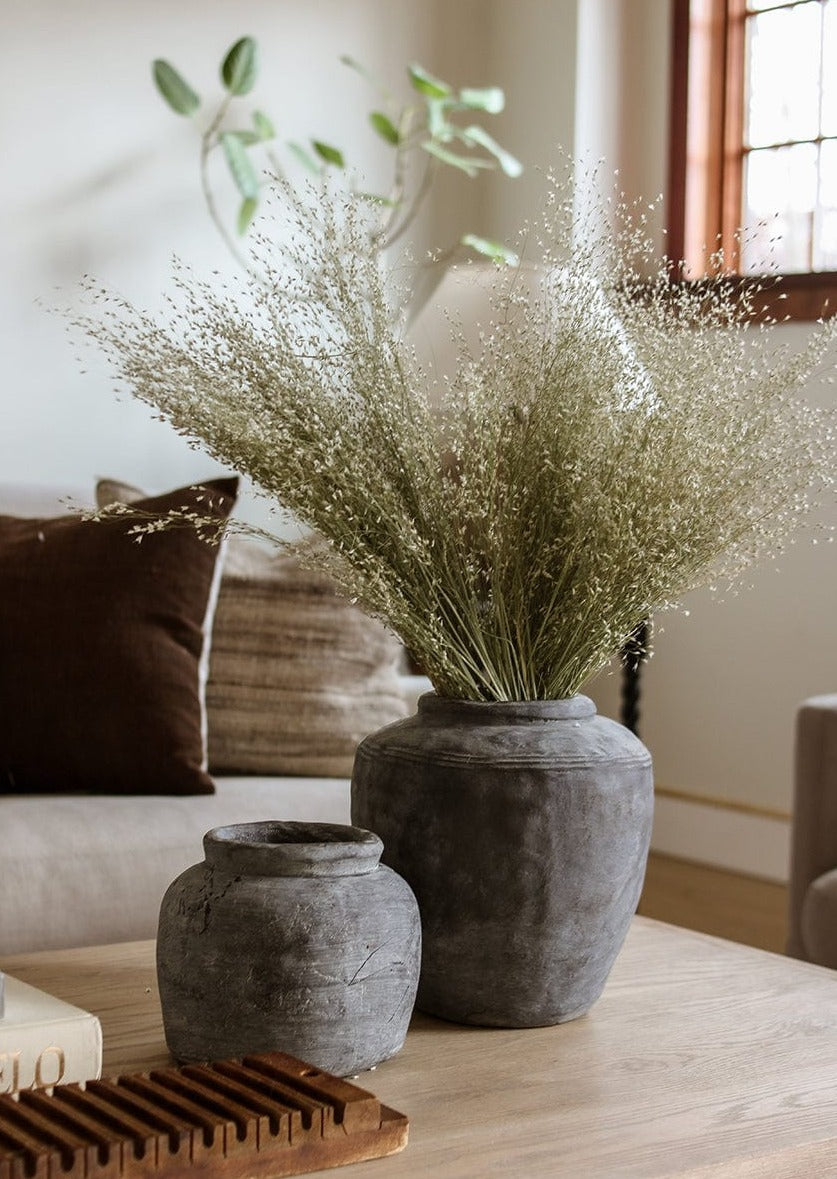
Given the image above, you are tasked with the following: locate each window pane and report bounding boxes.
[815,140,837,268]
[823,0,837,136]
[741,143,817,272]
[746,3,822,147]
[748,0,795,10]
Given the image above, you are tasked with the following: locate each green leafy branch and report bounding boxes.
[152,37,521,271]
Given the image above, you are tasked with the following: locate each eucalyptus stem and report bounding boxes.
[382,156,438,250]
[198,96,250,272]
[153,39,521,275]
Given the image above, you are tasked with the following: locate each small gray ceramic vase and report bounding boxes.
[156,821,421,1076]
[351,693,653,1027]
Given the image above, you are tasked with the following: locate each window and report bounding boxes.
[668,0,837,318]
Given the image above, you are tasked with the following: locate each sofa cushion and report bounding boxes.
[0,479,237,796]
[97,480,408,778]
[0,776,351,953]
[801,866,837,969]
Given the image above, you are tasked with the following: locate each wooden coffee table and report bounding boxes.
[4,917,837,1177]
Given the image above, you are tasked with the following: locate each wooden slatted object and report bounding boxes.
[0,1049,409,1178]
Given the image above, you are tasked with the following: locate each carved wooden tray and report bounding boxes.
[0,1049,408,1178]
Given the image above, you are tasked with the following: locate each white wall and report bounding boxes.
[575,0,671,253]
[588,329,837,871]
[483,0,579,243]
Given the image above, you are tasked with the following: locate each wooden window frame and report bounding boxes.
[668,0,837,320]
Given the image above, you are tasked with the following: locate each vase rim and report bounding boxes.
[203,821,383,877]
[417,692,596,721]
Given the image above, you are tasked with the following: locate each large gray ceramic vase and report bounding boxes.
[156,821,421,1076]
[351,694,653,1027]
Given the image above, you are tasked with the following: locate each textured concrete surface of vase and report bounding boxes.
[156,821,421,1075]
[352,694,653,1027]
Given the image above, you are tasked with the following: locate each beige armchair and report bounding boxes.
[787,695,837,968]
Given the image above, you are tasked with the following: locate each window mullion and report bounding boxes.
[721,0,747,270]
[812,0,826,269]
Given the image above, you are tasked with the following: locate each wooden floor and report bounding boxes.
[637,852,789,954]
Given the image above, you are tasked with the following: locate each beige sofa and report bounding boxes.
[0,481,422,955]
[1,776,351,954]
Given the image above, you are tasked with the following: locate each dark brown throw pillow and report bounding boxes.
[0,478,238,796]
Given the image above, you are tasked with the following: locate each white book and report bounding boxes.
[0,974,102,1095]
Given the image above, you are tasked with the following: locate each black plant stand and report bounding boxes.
[620,619,650,737]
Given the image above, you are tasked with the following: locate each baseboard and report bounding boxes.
[651,789,790,883]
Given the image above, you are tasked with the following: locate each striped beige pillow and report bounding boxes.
[208,539,407,776]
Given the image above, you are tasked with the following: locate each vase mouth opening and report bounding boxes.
[209,821,378,848]
[203,822,384,877]
[417,693,596,722]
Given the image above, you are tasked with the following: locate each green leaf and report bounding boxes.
[312,140,345,168]
[221,131,259,199]
[341,55,393,105]
[237,196,258,235]
[457,125,523,177]
[252,109,275,140]
[426,97,451,140]
[228,129,260,147]
[152,59,200,116]
[421,139,492,178]
[221,36,258,96]
[340,54,377,87]
[461,234,519,265]
[369,111,400,145]
[458,86,505,114]
[408,63,451,99]
[287,141,323,175]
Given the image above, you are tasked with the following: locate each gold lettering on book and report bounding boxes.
[0,1051,21,1094]
[0,1046,67,1093]
[34,1046,65,1088]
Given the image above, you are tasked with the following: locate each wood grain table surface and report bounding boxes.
[4,917,837,1178]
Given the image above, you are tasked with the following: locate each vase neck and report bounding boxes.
[417,693,596,724]
[203,821,383,878]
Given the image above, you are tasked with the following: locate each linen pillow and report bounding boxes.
[206,540,408,777]
[0,478,238,796]
[96,480,408,777]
